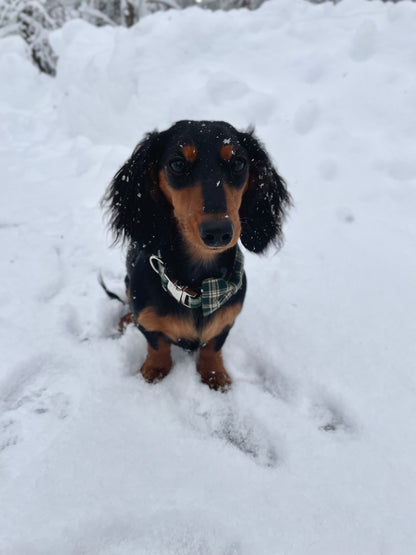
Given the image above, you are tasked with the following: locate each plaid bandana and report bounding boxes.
[149,246,244,316]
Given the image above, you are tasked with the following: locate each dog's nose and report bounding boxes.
[199,219,234,247]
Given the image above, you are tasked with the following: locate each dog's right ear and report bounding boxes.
[102,131,168,249]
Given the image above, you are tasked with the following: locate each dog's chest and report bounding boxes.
[137,302,242,346]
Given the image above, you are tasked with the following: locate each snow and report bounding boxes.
[1,0,416,552]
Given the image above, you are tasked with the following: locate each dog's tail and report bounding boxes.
[98,273,126,305]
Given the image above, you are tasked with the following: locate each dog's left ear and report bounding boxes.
[238,130,292,253]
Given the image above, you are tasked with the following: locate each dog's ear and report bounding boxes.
[102,131,170,249]
[238,129,291,254]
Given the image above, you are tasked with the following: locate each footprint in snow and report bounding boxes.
[236,349,297,404]
[215,409,279,468]
[306,391,356,435]
[0,386,72,459]
[172,390,279,468]
[245,354,356,437]
[0,356,78,460]
[0,419,19,453]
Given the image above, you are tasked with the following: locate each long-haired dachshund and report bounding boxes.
[103,120,291,391]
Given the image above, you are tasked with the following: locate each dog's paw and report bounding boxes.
[140,342,172,384]
[140,362,171,383]
[197,347,232,392]
[200,369,232,392]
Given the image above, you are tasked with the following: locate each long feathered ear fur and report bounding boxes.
[102,131,171,250]
[238,129,292,253]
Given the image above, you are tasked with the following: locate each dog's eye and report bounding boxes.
[231,157,246,173]
[169,158,186,174]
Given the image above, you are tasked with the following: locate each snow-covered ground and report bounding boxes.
[1,0,416,552]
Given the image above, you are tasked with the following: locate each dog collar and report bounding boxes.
[149,246,244,316]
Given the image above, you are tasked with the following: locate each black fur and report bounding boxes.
[102,131,172,250]
[102,121,291,254]
[102,120,291,389]
[238,131,291,253]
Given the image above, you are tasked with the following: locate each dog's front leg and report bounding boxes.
[197,329,232,392]
[141,336,172,383]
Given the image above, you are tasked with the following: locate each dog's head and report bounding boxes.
[103,120,291,258]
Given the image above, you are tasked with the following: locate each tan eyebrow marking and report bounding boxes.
[220,144,235,161]
[181,145,197,162]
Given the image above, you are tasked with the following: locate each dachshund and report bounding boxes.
[102,120,291,391]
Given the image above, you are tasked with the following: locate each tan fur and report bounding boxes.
[181,144,197,162]
[220,144,235,161]
[137,307,198,343]
[141,337,172,383]
[158,169,248,263]
[137,303,242,346]
[197,339,232,391]
[201,303,242,344]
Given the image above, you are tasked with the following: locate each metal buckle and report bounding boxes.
[149,254,164,274]
[150,254,200,308]
[166,279,186,305]
[166,279,199,307]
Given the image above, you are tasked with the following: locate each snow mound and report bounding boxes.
[1,0,416,553]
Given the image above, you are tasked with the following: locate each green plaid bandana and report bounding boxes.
[149,246,245,316]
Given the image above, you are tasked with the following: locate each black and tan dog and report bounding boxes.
[103,120,290,391]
